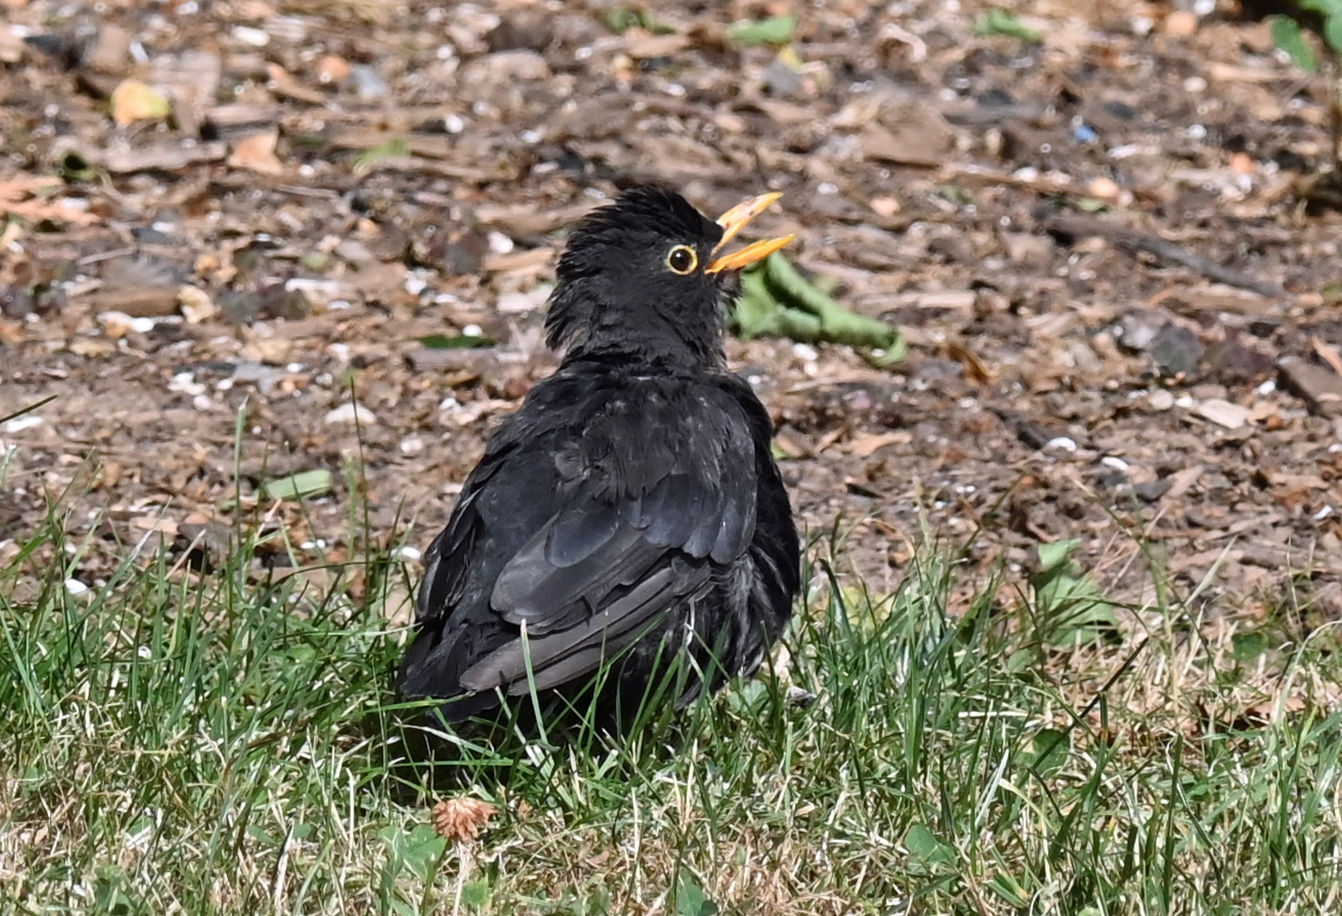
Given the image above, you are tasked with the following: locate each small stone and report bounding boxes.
[1134,478,1172,502]
[347,65,390,99]
[1193,398,1250,430]
[1163,10,1198,37]
[1087,176,1122,204]
[1101,456,1130,471]
[2,415,44,433]
[1044,436,1078,453]
[400,435,425,456]
[324,402,376,425]
[487,231,514,255]
[232,25,270,47]
[1147,389,1175,411]
[1150,323,1204,377]
[65,578,91,596]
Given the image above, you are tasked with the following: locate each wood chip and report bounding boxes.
[1194,398,1251,430]
[97,141,229,174]
[1279,357,1342,416]
[87,286,181,317]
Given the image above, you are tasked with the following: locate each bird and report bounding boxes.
[396,185,801,733]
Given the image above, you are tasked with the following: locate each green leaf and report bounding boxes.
[1232,631,1272,661]
[461,878,491,910]
[904,823,956,869]
[263,469,333,501]
[1325,14,1342,54]
[726,15,796,46]
[417,333,494,349]
[674,870,719,916]
[974,8,1042,41]
[1030,541,1118,647]
[1030,728,1070,775]
[379,823,448,884]
[1036,539,1081,575]
[1272,16,1319,72]
[352,137,411,175]
[730,253,906,367]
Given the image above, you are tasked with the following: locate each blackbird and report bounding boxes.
[396,185,800,730]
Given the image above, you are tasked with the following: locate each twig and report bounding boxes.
[1044,214,1287,299]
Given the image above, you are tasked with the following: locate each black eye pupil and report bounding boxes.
[670,248,693,272]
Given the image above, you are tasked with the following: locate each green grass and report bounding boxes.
[3,497,1342,915]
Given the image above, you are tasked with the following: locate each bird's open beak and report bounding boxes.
[706,192,796,274]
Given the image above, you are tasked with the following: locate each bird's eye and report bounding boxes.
[665,245,698,275]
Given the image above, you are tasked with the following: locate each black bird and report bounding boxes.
[396,186,801,731]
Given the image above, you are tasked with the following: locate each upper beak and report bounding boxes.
[706,192,796,274]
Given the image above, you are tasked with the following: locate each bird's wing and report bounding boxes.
[440,384,760,699]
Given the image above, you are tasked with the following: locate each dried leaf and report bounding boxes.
[227,130,285,176]
[110,79,171,126]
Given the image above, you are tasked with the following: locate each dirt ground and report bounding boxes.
[3,0,1342,635]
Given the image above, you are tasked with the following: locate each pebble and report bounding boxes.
[400,435,425,456]
[1101,456,1130,471]
[1163,10,1198,37]
[1044,436,1078,453]
[324,402,376,425]
[1193,398,1250,430]
[397,546,423,562]
[65,578,91,596]
[2,415,44,433]
[232,25,269,47]
[1088,176,1121,204]
[1147,389,1175,411]
[348,65,390,99]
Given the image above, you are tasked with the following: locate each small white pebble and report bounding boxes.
[192,394,212,411]
[2,415,44,433]
[397,546,423,562]
[1174,395,1195,409]
[487,232,514,255]
[1183,76,1207,94]
[463,324,483,337]
[1101,456,1129,471]
[324,402,375,425]
[1147,389,1175,411]
[443,113,465,133]
[400,435,425,456]
[1256,379,1276,396]
[285,362,305,373]
[439,396,460,412]
[792,343,819,361]
[1315,505,1334,521]
[65,578,90,596]
[232,25,270,46]
[1044,436,1077,453]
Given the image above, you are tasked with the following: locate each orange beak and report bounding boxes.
[706,192,796,274]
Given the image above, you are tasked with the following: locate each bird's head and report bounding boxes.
[545,185,794,367]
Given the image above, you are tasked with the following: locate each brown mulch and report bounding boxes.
[3,0,1342,633]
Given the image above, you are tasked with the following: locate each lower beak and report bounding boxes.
[706,192,796,274]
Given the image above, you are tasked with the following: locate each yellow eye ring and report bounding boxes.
[665,245,698,275]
